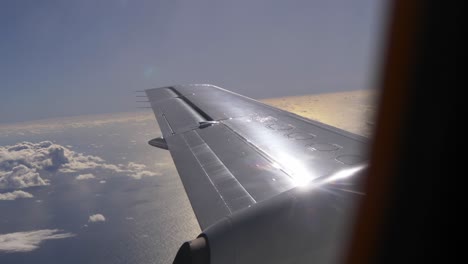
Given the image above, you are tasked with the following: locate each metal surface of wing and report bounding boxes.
[145,84,368,229]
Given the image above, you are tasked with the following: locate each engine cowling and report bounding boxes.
[173,166,366,264]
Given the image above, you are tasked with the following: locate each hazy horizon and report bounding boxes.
[1,0,387,124]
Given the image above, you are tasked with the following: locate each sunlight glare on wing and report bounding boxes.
[319,164,367,186]
[274,153,316,187]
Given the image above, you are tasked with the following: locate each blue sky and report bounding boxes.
[0,0,387,124]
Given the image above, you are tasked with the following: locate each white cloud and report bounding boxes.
[0,141,160,189]
[88,214,106,222]
[99,180,106,184]
[0,164,48,189]
[0,229,75,253]
[0,190,34,201]
[75,173,95,180]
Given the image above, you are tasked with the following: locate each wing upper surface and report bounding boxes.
[146,84,368,229]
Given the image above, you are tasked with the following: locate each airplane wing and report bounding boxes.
[145,84,368,264]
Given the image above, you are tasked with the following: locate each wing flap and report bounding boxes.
[196,124,295,202]
[165,133,231,228]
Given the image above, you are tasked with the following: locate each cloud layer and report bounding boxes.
[0,112,154,137]
[0,190,34,201]
[0,141,159,189]
[0,229,75,253]
[88,214,106,222]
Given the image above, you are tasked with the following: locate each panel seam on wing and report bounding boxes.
[181,131,257,213]
[221,123,295,180]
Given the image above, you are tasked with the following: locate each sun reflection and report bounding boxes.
[273,153,316,187]
[270,154,367,188]
[321,164,367,184]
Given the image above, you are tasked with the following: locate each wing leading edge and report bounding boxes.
[145,84,368,230]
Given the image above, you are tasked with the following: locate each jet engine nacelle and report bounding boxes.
[173,167,365,264]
